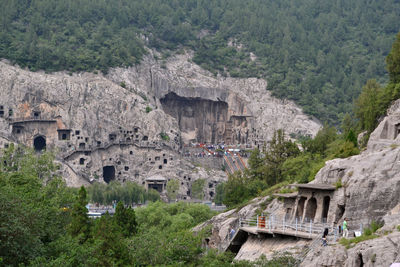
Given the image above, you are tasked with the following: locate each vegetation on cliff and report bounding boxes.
[219,127,359,207]
[1,0,400,124]
[219,30,400,208]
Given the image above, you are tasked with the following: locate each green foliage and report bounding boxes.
[281,153,324,183]
[222,172,268,208]
[346,129,358,148]
[387,32,400,84]
[397,225,400,231]
[339,221,382,249]
[159,131,170,141]
[119,81,126,88]
[0,145,75,265]
[114,201,137,237]
[191,178,206,200]
[302,125,338,156]
[214,183,225,205]
[355,79,383,133]
[1,1,400,124]
[91,213,131,266]
[87,181,160,205]
[335,179,343,189]
[326,139,360,159]
[145,106,152,113]
[166,179,180,200]
[69,186,90,242]
[130,202,216,265]
[339,234,379,249]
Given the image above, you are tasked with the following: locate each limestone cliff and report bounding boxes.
[196,99,400,265]
[0,50,321,200]
[107,52,321,145]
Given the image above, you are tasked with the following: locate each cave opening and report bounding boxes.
[296,197,306,220]
[304,197,317,222]
[34,136,46,152]
[103,166,115,184]
[322,196,331,223]
[160,92,229,144]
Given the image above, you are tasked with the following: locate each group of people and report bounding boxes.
[322,218,348,247]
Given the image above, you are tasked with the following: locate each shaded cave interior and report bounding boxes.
[160,92,250,144]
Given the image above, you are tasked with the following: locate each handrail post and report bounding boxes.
[283,216,285,232]
[295,217,298,236]
[360,223,363,235]
[309,219,312,237]
[257,215,259,229]
[269,215,271,232]
[334,227,337,242]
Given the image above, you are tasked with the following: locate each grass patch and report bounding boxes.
[339,220,382,249]
[335,178,343,189]
[339,234,379,249]
[260,182,290,197]
[159,132,170,141]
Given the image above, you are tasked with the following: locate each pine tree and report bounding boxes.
[114,201,137,237]
[69,186,90,242]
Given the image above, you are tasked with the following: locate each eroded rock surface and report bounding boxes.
[107,52,321,145]
[0,51,320,199]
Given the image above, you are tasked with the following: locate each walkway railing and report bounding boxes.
[238,214,339,239]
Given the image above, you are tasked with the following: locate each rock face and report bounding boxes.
[312,100,400,228]
[0,59,225,197]
[301,231,400,267]
[196,99,400,263]
[0,51,320,199]
[107,52,321,145]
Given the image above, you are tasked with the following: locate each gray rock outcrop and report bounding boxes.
[107,52,321,145]
[0,50,321,200]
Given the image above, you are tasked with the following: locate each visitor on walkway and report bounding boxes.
[342,218,348,238]
[322,228,328,246]
[229,227,236,240]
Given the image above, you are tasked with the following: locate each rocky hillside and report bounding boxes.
[107,51,321,145]
[0,51,320,200]
[196,98,400,265]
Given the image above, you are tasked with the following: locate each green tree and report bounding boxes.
[166,179,179,201]
[114,201,137,237]
[264,129,300,185]
[191,179,206,200]
[69,186,90,242]
[355,79,382,133]
[387,32,400,83]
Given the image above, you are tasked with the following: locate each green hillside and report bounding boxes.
[1,0,400,124]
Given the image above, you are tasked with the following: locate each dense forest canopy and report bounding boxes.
[1,0,400,124]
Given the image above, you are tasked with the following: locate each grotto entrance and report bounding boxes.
[304,197,317,222]
[103,166,115,183]
[296,197,307,220]
[322,196,331,223]
[34,136,46,151]
[160,92,229,144]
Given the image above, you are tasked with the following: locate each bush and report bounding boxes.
[159,132,170,141]
[145,106,152,113]
[120,81,126,88]
[335,179,343,189]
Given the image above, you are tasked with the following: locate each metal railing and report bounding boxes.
[238,214,337,238]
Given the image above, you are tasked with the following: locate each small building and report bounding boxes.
[280,184,336,224]
[145,175,167,193]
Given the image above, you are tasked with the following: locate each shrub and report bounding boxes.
[120,81,126,88]
[145,106,152,113]
[159,132,170,141]
[335,179,343,189]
